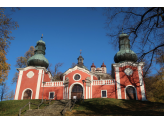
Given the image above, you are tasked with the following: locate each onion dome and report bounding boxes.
[27,37,49,68]
[114,32,137,63]
[91,63,96,68]
[101,62,106,67]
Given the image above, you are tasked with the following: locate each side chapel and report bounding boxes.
[14,33,147,101]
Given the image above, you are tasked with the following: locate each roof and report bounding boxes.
[101,62,106,67]
[91,63,96,68]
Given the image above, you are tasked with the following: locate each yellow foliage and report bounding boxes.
[0,50,10,84]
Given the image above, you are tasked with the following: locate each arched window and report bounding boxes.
[72,84,83,92]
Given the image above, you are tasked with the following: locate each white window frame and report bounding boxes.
[49,92,55,99]
[101,90,107,98]
[73,73,81,81]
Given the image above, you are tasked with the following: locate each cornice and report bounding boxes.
[112,62,144,67]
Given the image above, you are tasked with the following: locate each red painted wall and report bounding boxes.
[39,86,64,100]
[92,85,116,99]
[65,69,91,99]
[118,65,142,100]
[17,69,41,100]
[93,76,98,80]
[43,72,51,82]
[15,65,146,101]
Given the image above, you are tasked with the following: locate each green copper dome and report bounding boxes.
[27,38,49,68]
[114,33,138,63]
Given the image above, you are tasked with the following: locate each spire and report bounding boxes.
[101,61,106,67]
[119,27,128,38]
[91,62,96,68]
[77,50,84,66]
[80,49,82,56]
[41,34,43,40]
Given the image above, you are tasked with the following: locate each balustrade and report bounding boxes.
[92,79,115,85]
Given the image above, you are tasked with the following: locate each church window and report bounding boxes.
[49,92,55,99]
[101,90,107,98]
[74,74,81,81]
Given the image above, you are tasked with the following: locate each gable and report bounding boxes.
[63,66,95,76]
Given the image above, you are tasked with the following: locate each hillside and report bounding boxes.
[65,98,164,116]
[0,99,55,116]
[1,98,164,116]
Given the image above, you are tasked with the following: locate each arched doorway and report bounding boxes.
[126,86,136,100]
[71,84,83,99]
[23,89,32,99]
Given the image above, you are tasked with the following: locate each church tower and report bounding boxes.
[14,36,51,100]
[91,62,96,72]
[112,32,147,101]
[101,62,107,73]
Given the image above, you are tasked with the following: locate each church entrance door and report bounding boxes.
[23,89,32,99]
[71,84,83,99]
[126,86,136,100]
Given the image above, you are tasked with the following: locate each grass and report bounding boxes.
[0,99,55,116]
[1,98,164,116]
[65,98,164,116]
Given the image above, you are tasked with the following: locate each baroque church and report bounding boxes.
[14,33,147,101]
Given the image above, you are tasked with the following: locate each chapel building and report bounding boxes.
[14,33,147,101]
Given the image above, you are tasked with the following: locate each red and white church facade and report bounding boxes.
[14,33,147,101]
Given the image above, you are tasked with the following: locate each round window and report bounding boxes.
[74,74,80,80]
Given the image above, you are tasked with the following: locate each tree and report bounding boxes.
[50,63,63,81]
[103,7,164,76]
[144,69,164,103]
[7,90,14,100]
[12,45,64,83]
[12,46,35,84]
[0,7,19,85]
[0,83,9,101]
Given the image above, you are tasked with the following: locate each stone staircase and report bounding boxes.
[23,100,70,116]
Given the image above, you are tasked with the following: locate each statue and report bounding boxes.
[64,77,69,87]
[85,77,91,87]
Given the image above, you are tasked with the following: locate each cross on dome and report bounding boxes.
[80,49,82,56]
[41,34,43,40]
[122,28,124,34]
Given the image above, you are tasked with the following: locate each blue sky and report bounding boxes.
[4,7,160,93]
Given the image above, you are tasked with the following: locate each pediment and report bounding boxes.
[63,66,96,76]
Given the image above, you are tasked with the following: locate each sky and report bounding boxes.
[3,6,161,95]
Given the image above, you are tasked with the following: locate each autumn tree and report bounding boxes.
[0,7,19,85]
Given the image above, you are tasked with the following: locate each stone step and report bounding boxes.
[23,100,71,116]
